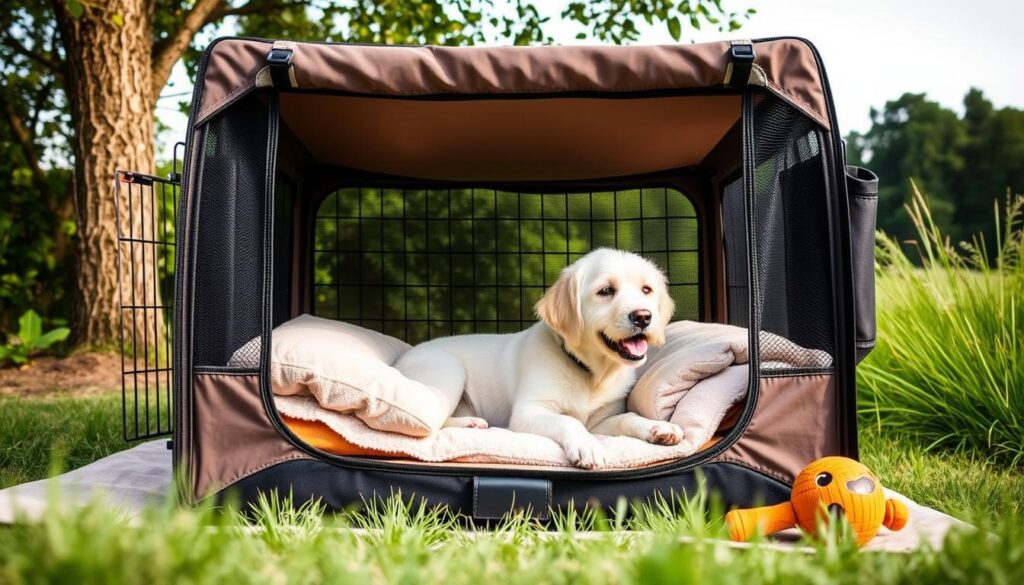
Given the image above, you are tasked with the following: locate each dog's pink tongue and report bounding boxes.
[621,336,648,356]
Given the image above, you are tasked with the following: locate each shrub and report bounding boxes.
[0,309,70,367]
[859,184,1024,464]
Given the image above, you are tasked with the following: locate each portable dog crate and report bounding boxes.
[117,37,879,517]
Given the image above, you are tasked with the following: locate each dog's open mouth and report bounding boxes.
[600,331,648,361]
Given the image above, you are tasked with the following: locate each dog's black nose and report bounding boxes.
[629,310,652,329]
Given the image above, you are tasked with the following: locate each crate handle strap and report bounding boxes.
[724,40,756,88]
[257,40,297,89]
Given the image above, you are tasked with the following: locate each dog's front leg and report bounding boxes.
[590,412,684,446]
[510,405,608,469]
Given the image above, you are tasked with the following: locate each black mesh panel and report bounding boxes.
[192,96,269,366]
[721,177,748,328]
[750,97,835,371]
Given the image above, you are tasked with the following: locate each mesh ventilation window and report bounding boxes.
[313,188,700,344]
[192,96,269,367]
[721,177,748,328]
[273,176,296,328]
[750,97,835,372]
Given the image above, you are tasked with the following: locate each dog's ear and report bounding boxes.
[649,278,676,347]
[535,265,584,345]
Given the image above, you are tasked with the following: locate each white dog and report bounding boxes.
[395,248,684,469]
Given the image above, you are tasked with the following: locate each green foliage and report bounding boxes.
[859,185,1024,465]
[0,309,70,367]
[64,0,84,19]
[848,89,1024,258]
[562,0,754,43]
[0,2,75,330]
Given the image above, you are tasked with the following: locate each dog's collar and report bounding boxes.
[560,343,592,376]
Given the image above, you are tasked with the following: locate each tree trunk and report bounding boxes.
[55,0,161,350]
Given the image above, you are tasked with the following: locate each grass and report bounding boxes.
[0,393,127,489]
[1,392,1023,584]
[0,470,1022,584]
[860,431,1023,523]
[858,187,1024,464]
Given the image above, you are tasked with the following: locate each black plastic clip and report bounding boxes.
[266,47,294,88]
[726,43,755,87]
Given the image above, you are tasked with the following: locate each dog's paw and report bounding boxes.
[565,439,608,470]
[647,421,684,446]
[444,416,489,429]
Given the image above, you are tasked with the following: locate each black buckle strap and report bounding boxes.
[266,47,294,88]
[726,43,755,87]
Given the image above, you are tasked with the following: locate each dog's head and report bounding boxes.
[535,248,675,366]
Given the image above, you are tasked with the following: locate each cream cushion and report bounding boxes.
[236,314,449,437]
[629,321,833,447]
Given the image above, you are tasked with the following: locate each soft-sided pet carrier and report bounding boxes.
[115,37,879,518]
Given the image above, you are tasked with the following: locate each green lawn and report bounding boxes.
[0,394,126,489]
[1,392,1022,584]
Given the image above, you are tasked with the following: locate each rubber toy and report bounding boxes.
[725,456,909,546]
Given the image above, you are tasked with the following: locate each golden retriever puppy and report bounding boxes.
[395,248,683,469]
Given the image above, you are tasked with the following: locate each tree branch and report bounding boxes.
[150,0,225,99]
[1,32,65,77]
[0,92,50,200]
[28,80,54,132]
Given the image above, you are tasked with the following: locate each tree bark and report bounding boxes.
[55,0,160,350]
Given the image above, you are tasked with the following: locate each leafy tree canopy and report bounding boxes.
[847,89,1024,254]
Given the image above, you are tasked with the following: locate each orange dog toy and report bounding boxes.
[725,456,909,546]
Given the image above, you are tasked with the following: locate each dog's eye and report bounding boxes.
[642,285,653,295]
[597,286,616,297]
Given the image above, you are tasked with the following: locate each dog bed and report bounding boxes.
[231,316,831,469]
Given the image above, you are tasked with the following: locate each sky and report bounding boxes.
[157,0,1024,161]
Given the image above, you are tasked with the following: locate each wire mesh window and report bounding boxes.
[115,171,177,440]
[312,187,701,345]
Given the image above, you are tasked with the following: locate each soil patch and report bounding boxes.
[0,352,122,398]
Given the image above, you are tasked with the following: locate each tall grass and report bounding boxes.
[859,184,1024,464]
